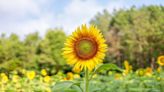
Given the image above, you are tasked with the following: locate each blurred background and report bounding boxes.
[0,0,164,74]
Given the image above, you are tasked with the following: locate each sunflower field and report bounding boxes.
[0,5,164,92]
[0,60,164,92]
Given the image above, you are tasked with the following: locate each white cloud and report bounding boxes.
[0,0,126,38]
[0,0,54,38]
[0,0,40,19]
[55,0,104,34]
[106,0,125,12]
[54,0,124,34]
[0,13,54,38]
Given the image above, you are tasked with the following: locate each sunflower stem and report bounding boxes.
[84,67,89,92]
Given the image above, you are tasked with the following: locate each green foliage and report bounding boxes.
[38,28,66,73]
[51,67,164,92]
[52,81,82,92]
[0,34,25,71]
[89,74,164,92]
[94,63,123,73]
[90,9,111,33]
[90,5,164,69]
[23,32,41,69]
[0,29,66,73]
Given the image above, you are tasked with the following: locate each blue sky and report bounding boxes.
[0,0,163,38]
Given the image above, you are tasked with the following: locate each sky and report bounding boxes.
[0,0,163,38]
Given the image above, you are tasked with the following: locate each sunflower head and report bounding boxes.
[123,60,132,75]
[44,76,51,83]
[145,67,153,76]
[0,73,8,83]
[41,69,47,76]
[26,71,36,80]
[157,55,164,66]
[63,24,107,72]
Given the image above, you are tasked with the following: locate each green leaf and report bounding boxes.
[71,85,83,92]
[51,81,83,92]
[52,81,74,91]
[63,88,78,92]
[90,64,123,80]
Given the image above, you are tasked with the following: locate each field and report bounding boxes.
[0,61,164,92]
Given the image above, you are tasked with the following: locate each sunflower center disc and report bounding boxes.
[75,38,98,60]
[160,58,164,63]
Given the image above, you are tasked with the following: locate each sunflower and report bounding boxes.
[64,72,74,80]
[157,55,164,66]
[44,76,51,83]
[0,73,8,83]
[26,71,36,80]
[63,24,107,71]
[123,60,132,75]
[145,67,153,76]
[41,69,47,76]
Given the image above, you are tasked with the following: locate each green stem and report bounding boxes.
[84,68,89,92]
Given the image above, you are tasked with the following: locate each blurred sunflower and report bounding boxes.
[64,72,74,80]
[145,67,153,76]
[41,69,47,76]
[26,71,36,80]
[114,73,122,80]
[123,60,132,75]
[0,73,9,83]
[157,55,164,66]
[44,76,51,83]
[63,24,107,71]
[72,67,81,73]
[136,69,145,76]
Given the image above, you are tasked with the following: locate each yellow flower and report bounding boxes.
[0,73,6,77]
[12,75,19,83]
[45,88,51,92]
[44,76,51,83]
[157,67,161,73]
[123,60,132,75]
[0,73,8,83]
[114,73,122,80]
[26,71,36,80]
[63,24,107,71]
[41,69,47,76]
[157,55,164,66]
[73,74,80,79]
[72,67,81,73]
[136,69,144,76]
[145,67,153,76]
[64,72,74,80]
[157,77,161,81]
